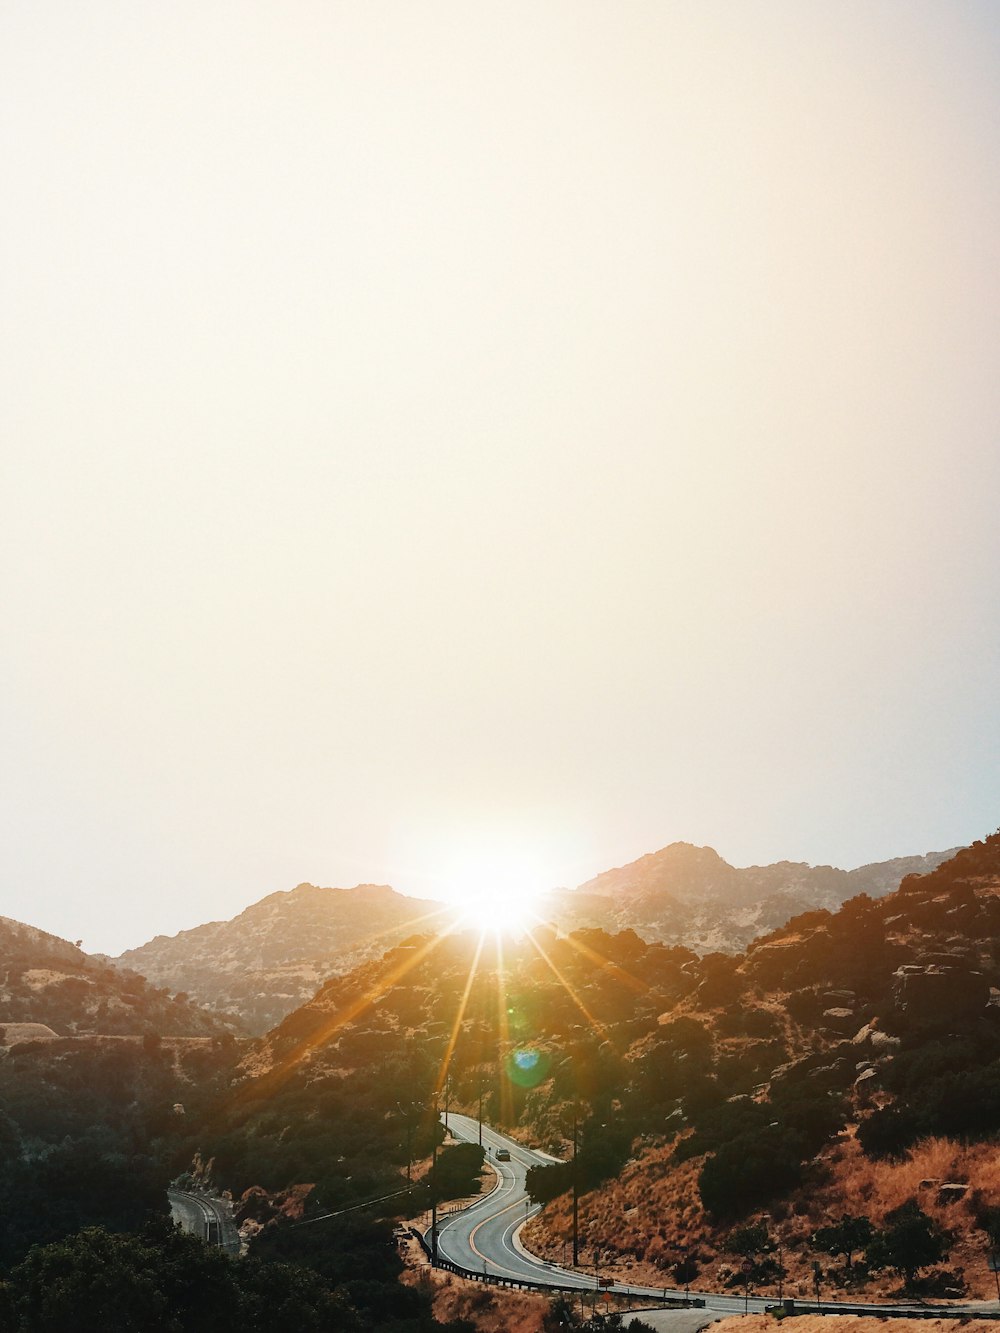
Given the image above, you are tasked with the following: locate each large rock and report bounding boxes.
[892,964,990,1025]
[822,1007,856,1034]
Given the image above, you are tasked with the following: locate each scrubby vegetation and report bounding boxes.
[4,832,1000,1321]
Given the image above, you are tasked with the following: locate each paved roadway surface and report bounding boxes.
[434,1114,1000,1319]
[168,1187,241,1256]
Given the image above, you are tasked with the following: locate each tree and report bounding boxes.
[4,1222,362,1332]
[977,1205,1000,1251]
[723,1221,783,1290]
[673,1254,700,1289]
[812,1215,875,1270]
[865,1200,952,1286]
[526,1161,572,1205]
[429,1142,484,1204]
[697,1127,805,1219]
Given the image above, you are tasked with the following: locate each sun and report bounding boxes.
[436,851,549,937]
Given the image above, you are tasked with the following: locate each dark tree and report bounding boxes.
[865,1200,952,1286]
[812,1215,875,1269]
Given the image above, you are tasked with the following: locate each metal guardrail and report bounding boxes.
[410,1229,703,1305]
[412,1229,1000,1319]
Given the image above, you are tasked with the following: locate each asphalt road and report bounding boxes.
[168,1187,241,1256]
[434,1113,999,1318]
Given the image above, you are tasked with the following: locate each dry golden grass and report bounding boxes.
[527,1129,1000,1301]
[714,1318,977,1333]
[399,1234,549,1333]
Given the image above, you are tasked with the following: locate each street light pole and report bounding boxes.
[777,1233,784,1303]
[431,1097,440,1265]
[572,1105,580,1267]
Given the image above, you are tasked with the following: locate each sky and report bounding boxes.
[2,2,999,955]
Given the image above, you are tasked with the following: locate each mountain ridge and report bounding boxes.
[115,882,454,1033]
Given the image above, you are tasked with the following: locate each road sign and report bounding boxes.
[741,1259,753,1274]
[989,1253,1000,1272]
[598,1277,614,1288]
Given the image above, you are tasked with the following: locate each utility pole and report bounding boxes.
[572,1104,580,1267]
[431,1097,440,1265]
[478,1080,483,1147]
[444,1074,451,1132]
[777,1232,784,1303]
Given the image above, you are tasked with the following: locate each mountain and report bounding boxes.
[114,846,958,1034]
[0,915,241,1039]
[541,842,960,953]
[115,883,455,1034]
[202,830,1000,1306]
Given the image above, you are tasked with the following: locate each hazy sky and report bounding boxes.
[2,2,999,954]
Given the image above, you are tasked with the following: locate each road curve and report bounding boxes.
[168,1188,241,1256]
[434,1114,1000,1318]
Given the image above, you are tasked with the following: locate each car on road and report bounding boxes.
[495,1147,510,1161]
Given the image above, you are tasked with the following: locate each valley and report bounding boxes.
[3,830,1000,1331]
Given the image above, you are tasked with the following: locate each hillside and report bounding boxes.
[542,842,960,954]
[0,915,242,1039]
[115,883,455,1033]
[114,846,955,1034]
[197,830,1000,1308]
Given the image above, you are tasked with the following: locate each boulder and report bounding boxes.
[892,965,990,1025]
[869,1030,901,1053]
[854,1067,879,1103]
[822,1007,856,1034]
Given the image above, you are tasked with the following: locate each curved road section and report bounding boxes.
[169,1188,241,1257]
[435,1114,993,1318]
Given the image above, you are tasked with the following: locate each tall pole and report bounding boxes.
[777,1235,783,1303]
[478,1081,483,1147]
[431,1097,439,1265]
[444,1075,450,1132]
[572,1105,579,1267]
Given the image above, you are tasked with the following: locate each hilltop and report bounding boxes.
[197,830,1000,1308]
[113,845,955,1033]
[543,842,960,953]
[0,914,242,1039]
[115,882,455,1033]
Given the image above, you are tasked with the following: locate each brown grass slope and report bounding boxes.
[0,914,243,1038]
[115,883,454,1033]
[528,830,1000,1301]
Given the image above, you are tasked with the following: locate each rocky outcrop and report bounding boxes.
[892,962,990,1026]
[544,843,960,958]
[0,916,240,1038]
[116,883,455,1033]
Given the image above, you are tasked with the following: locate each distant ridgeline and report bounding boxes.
[113,883,456,1034]
[110,845,956,1032]
[0,914,243,1039]
[193,831,1000,1303]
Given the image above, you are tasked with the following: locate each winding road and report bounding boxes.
[168,1187,241,1256]
[432,1113,999,1319]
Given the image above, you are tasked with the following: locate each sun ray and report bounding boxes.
[556,930,649,995]
[494,932,514,1125]
[524,927,610,1041]
[223,921,461,1117]
[342,902,460,957]
[435,930,485,1097]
